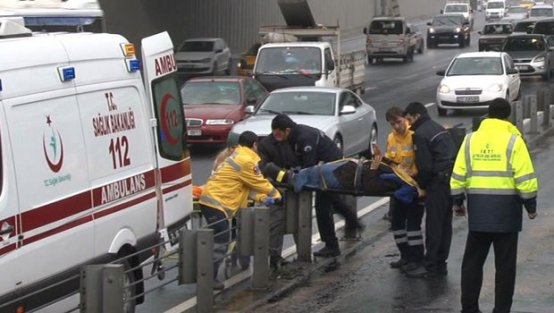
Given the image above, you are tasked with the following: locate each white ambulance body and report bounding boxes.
[0,19,192,312]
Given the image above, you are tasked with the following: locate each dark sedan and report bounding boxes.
[181,77,268,145]
[427,14,471,48]
[478,22,513,51]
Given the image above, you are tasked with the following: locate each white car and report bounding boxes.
[230,87,378,157]
[175,37,232,76]
[436,51,521,116]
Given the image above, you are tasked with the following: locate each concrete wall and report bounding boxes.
[98,0,448,54]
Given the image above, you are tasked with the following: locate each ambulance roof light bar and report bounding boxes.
[0,17,32,38]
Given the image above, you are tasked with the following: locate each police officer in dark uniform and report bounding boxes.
[258,133,300,274]
[270,114,363,257]
[402,102,457,278]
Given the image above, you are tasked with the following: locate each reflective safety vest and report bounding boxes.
[385,122,417,175]
[199,146,280,218]
[450,118,538,232]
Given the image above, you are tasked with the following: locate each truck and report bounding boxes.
[362,16,422,64]
[0,17,192,313]
[252,25,367,94]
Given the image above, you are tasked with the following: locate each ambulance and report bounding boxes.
[0,18,192,312]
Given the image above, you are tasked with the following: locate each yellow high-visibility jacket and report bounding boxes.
[385,121,417,176]
[450,118,538,232]
[199,146,281,218]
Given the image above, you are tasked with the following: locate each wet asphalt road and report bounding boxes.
[248,133,554,313]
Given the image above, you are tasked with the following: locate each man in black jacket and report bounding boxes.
[258,133,300,275]
[271,114,363,257]
[402,102,457,278]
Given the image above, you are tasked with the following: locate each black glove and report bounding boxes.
[522,197,537,214]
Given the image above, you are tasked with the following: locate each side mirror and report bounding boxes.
[327,60,335,71]
[506,68,518,74]
[245,105,255,114]
[340,105,356,115]
[363,27,368,34]
[436,70,446,76]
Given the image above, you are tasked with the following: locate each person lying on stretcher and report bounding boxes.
[261,145,425,204]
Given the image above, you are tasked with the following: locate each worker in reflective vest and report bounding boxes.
[199,131,281,289]
[450,98,538,313]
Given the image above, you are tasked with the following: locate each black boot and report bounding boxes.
[313,245,341,257]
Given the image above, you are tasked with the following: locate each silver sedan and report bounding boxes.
[230,87,378,157]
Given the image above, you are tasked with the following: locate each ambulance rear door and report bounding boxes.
[0,96,21,300]
[141,32,192,246]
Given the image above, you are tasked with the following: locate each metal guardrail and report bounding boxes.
[77,191,318,313]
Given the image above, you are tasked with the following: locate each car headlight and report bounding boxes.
[429,28,435,33]
[487,83,503,92]
[455,27,461,32]
[206,119,235,125]
[439,84,451,93]
[534,56,545,63]
[201,58,212,63]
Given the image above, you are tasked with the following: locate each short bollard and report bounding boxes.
[80,264,124,313]
[196,229,214,313]
[239,207,270,289]
[285,190,313,262]
[529,96,538,135]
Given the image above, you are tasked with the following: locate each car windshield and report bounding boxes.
[445,5,468,13]
[507,7,528,13]
[256,92,336,116]
[432,15,464,26]
[181,82,241,105]
[483,24,513,34]
[533,22,554,34]
[514,21,536,32]
[504,37,545,51]
[369,20,403,34]
[447,57,504,76]
[487,2,505,9]
[179,41,214,52]
[255,47,322,74]
[530,8,554,17]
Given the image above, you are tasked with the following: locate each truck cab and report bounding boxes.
[253,25,367,94]
[253,42,335,91]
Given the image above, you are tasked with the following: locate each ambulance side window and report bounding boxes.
[152,75,186,160]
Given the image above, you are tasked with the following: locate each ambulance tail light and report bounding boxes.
[121,43,136,57]
[126,59,141,72]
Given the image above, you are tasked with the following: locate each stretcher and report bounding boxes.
[264,158,421,204]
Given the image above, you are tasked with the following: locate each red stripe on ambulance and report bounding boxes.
[161,158,191,183]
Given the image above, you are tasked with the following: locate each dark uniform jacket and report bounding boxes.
[288,124,343,168]
[410,114,456,189]
[258,134,300,169]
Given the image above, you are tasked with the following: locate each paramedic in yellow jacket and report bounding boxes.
[383,107,425,273]
[450,98,538,313]
[199,130,281,289]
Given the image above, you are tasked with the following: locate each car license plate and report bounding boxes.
[457,96,479,103]
[187,129,202,136]
[516,65,527,70]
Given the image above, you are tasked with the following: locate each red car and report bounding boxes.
[181,76,268,144]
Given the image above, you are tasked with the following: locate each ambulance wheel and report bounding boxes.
[122,260,137,313]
